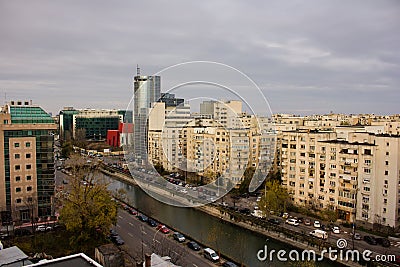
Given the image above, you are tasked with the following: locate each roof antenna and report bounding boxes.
[137,64,140,76]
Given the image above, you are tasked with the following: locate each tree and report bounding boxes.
[322,205,338,222]
[59,156,118,250]
[237,167,256,194]
[61,142,73,158]
[73,128,87,148]
[258,180,290,215]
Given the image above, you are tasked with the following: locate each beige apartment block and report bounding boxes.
[280,129,400,228]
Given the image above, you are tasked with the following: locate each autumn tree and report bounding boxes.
[59,155,117,250]
[258,180,290,215]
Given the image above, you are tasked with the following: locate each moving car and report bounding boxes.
[267,218,281,225]
[188,241,201,251]
[351,232,362,240]
[332,226,340,234]
[286,219,299,226]
[173,232,185,242]
[223,261,238,267]
[309,229,328,240]
[376,237,390,247]
[363,235,377,245]
[204,248,220,262]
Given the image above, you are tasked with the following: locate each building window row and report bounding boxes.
[13,142,31,148]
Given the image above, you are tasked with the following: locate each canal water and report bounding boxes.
[106,176,339,267]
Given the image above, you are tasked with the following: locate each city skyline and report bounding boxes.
[0,1,399,115]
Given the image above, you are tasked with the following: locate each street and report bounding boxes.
[115,209,216,267]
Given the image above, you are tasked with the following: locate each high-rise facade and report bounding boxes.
[133,75,161,164]
[0,101,57,224]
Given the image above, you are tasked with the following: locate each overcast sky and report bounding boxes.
[0,0,399,116]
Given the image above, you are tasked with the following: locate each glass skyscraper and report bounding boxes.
[133,75,161,164]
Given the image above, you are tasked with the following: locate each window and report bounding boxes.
[26,153,31,159]
[14,142,20,148]
[15,165,21,171]
[385,161,388,166]
[384,170,388,176]
[27,186,32,192]
[364,168,371,174]
[16,187,21,193]
[386,151,389,156]
[15,176,21,182]
[14,154,20,159]
[26,142,31,147]
[16,198,22,204]
[384,199,387,204]
[26,175,32,181]
[26,164,32,170]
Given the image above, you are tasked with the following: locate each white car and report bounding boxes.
[314,221,321,228]
[36,225,52,232]
[286,219,299,226]
[332,226,340,234]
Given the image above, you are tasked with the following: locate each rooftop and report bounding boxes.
[0,246,31,267]
[10,106,54,124]
[25,253,102,267]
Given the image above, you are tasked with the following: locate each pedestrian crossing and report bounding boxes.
[390,241,400,248]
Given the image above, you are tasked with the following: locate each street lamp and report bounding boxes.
[152,226,163,252]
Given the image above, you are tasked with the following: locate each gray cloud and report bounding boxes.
[0,0,399,115]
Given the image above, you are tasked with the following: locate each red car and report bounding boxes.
[157,225,170,234]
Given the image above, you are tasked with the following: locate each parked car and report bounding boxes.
[363,235,377,245]
[286,219,299,226]
[35,225,52,232]
[281,212,289,219]
[147,219,157,227]
[267,218,281,225]
[156,224,170,234]
[112,235,125,245]
[303,219,311,226]
[313,221,321,228]
[223,261,238,267]
[204,248,220,262]
[332,226,340,234]
[188,241,201,251]
[137,214,148,222]
[129,208,137,215]
[376,237,391,247]
[109,229,118,237]
[173,232,185,242]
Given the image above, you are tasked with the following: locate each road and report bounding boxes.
[114,209,216,267]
